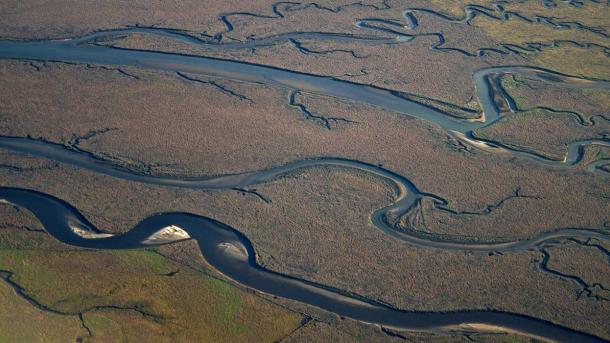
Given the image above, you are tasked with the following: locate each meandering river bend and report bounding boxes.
[1,29,609,166]
[1,29,609,342]
[0,187,606,342]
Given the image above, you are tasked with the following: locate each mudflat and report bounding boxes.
[0,1,608,342]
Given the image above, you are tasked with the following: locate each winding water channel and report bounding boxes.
[0,187,606,342]
[0,29,609,166]
[1,136,609,252]
[1,29,609,342]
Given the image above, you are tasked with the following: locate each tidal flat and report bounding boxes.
[0,0,608,342]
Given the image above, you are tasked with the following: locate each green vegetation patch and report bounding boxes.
[429,1,609,46]
[0,232,302,342]
[0,280,87,343]
[428,1,609,80]
[531,46,610,80]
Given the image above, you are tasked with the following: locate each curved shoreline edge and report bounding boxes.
[1,135,608,252]
[0,26,609,342]
[0,30,609,170]
[0,187,606,343]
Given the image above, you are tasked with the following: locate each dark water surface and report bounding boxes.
[0,32,608,166]
[0,187,605,342]
[1,31,609,342]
